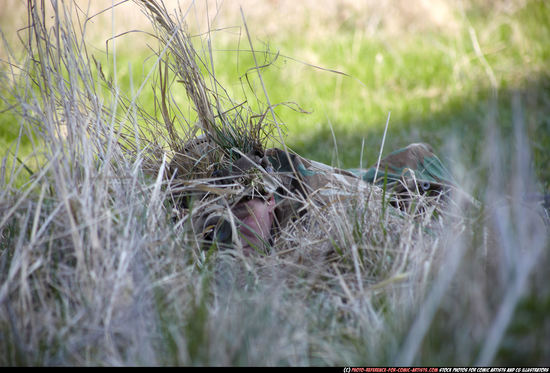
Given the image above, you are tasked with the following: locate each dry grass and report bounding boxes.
[0,0,548,367]
[0,0,486,61]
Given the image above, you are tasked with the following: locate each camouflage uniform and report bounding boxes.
[173,143,456,255]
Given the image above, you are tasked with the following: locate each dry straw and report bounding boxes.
[0,0,548,366]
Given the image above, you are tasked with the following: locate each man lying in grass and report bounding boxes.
[169,141,457,255]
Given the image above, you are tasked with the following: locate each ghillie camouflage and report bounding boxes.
[168,141,458,255]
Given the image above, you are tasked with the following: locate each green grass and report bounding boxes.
[4,0,550,180]
[0,0,549,367]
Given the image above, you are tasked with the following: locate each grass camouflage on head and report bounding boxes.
[170,141,456,255]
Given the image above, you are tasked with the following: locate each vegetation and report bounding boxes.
[0,0,548,366]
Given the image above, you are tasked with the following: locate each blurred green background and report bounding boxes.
[1,0,549,186]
